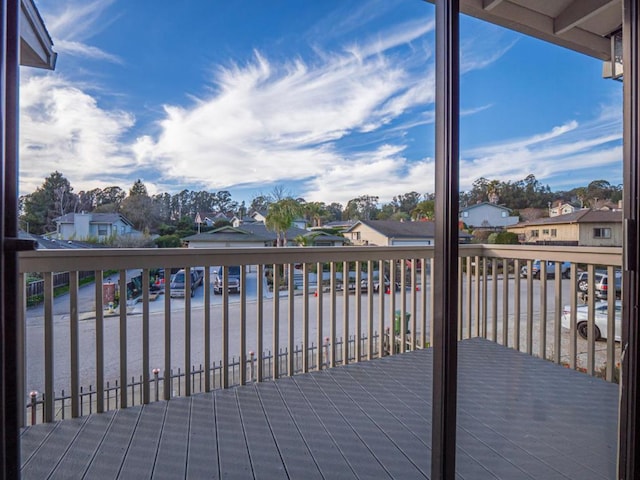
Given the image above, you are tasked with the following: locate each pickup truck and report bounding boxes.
[520,260,571,279]
[169,268,203,298]
[213,265,241,294]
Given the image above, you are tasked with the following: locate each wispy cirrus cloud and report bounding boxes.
[40,0,122,63]
[459,107,622,192]
[133,29,437,192]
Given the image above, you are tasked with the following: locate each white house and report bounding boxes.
[54,213,139,242]
[459,202,519,229]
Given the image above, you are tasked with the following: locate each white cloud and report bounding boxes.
[20,0,621,206]
[19,73,135,194]
[302,145,436,205]
[136,40,436,191]
[459,117,622,191]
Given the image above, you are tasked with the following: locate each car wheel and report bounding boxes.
[577,279,588,293]
[577,322,602,341]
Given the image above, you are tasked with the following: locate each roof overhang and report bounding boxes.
[425,1,622,62]
[20,0,56,70]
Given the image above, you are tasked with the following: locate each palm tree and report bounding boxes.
[412,199,435,221]
[265,198,302,246]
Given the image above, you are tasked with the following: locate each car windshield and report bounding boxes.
[173,272,184,283]
[229,266,241,275]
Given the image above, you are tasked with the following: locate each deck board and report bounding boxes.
[20,339,619,479]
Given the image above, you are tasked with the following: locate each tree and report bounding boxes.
[325,203,343,222]
[250,195,272,213]
[390,191,421,215]
[96,186,125,212]
[21,171,76,234]
[265,198,302,246]
[129,179,148,196]
[303,201,327,227]
[121,180,159,232]
[344,195,379,220]
[412,199,435,220]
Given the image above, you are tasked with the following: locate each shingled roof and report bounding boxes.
[513,209,622,227]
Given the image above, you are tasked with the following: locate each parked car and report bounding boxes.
[169,269,201,298]
[576,270,602,294]
[372,276,401,293]
[520,260,571,279]
[561,300,622,341]
[213,265,241,294]
[595,271,622,300]
[575,270,622,299]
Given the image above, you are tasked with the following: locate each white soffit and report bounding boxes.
[20,0,56,70]
[426,0,622,61]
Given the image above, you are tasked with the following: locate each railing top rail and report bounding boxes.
[18,244,623,273]
[18,245,438,272]
[474,244,623,266]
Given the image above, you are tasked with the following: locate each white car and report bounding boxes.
[561,300,622,341]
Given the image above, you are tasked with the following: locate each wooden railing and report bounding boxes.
[19,244,622,425]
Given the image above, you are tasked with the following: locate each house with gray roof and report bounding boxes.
[54,212,139,242]
[346,220,471,246]
[506,209,623,246]
[184,223,347,248]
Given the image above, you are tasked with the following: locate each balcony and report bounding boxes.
[18,244,622,478]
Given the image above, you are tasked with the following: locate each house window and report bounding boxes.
[354,232,361,240]
[530,230,539,238]
[593,228,611,239]
[501,211,507,217]
[550,229,557,237]
[98,226,108,236]
[463,211,469,218]
[121,226,125,234]
[542,229,549,235]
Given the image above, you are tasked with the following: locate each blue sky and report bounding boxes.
[20,0,622,205]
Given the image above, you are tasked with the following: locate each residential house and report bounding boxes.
[54,212,139,242]
[346,219,471,246]
[506,209,622,246]
[459,202,519,229]
[549,201,580,217]
[184,223,346,248]
[194,211,231,228]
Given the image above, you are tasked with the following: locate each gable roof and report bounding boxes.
[349,219,437,238]
[348,219,472,240]
[183,223,309,242]
[460,202,513,213]
[55,213,134,227]
[511,209,622,228]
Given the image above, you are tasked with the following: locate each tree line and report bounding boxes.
[20,171,622,237]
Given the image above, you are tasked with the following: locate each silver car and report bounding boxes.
[561,300,621,341]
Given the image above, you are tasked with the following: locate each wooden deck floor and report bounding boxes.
[20,338,619,479]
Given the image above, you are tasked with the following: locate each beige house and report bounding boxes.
[507,210,622,246]
[346,220,471,246]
